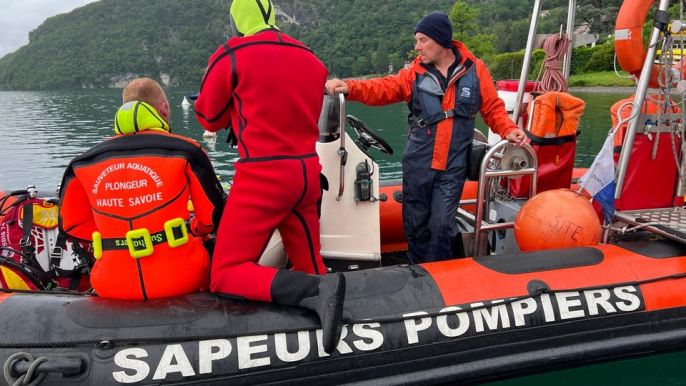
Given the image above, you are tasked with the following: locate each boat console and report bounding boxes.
[315,94,385,271]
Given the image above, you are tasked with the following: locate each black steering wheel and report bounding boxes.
[346,115,394,156]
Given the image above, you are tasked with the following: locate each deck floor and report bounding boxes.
[615,207,686,243]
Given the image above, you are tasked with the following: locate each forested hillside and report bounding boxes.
[0,0,626,90]
[0,0,232,89]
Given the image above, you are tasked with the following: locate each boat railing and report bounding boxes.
[602,0,686,244]
[615,0,673,198]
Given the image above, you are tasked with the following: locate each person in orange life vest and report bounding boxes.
[610,94,680,163]
[326,12,526,264]
[195,0,345,354]
[59,78,226,300]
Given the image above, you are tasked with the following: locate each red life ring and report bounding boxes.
[614,0,661,88]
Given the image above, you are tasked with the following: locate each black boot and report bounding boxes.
[299,273,346,354]
[271,271,346,354]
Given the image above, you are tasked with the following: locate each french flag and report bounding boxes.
[579,134,616,224]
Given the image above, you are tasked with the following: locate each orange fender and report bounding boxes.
[614,0,661,88]
[379,183,406,253]
[379,181,478,253]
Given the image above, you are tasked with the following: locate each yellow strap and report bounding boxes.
[94,219,188,259]
[92,232,103,260]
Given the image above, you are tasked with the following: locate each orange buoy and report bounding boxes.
[514,189,601,251]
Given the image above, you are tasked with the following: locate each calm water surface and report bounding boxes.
[0,87,632,192]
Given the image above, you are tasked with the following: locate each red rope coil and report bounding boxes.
[535,34,570,93]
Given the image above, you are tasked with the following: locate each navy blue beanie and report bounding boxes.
[414,12,453,48]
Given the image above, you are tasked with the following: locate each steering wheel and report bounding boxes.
[346,115,394,156]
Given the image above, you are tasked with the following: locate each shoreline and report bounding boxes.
[568,86,636,93]
[569,86,686,94]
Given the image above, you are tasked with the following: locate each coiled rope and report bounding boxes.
[535,33,570,93]
[3,353,47,386]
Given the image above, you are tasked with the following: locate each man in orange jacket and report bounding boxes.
[59,78,226,300]
[327,12,525,264]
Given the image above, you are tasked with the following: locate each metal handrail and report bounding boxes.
[336,93,347,201]
[615,0,672,198]
[512,0,542,125]
[562,0,578,80]
[471,141,538,257]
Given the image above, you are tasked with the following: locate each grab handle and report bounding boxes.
[336,93,347,201]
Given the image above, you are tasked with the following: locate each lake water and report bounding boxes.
[0,87,633,192]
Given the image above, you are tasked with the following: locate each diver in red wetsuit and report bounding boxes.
[60,78,226,300]
[195,0,345,354]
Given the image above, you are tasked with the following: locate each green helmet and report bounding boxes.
[230,0,279,37]
[114,101,170,134]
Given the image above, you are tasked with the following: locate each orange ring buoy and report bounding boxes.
[614,0,661,88]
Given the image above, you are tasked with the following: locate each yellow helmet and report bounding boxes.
[230,0,279,37]
[114,101,170,134]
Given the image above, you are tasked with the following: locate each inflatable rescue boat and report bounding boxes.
[1,87,684,385]
[4,0,686,383]
[1,238,685,385]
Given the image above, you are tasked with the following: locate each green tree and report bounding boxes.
[538,0,622,37]
[3,0,627,88]
[450,1,479,40]
[374,41,390,75]
[492,19,530,54]
[0,0,232,89]
[584,42,615,72]
[354,56,372,76]
[449,1,496,59]
[389,53,405,74]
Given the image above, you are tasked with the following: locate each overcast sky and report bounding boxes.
[0,0,100,59]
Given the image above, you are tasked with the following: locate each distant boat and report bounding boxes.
[181,93,199,108]
[180,93,213,138]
